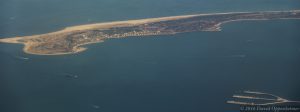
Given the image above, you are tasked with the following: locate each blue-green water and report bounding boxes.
[1,0,300,112]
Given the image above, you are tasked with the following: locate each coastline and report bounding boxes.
[0,10,293,41]
[0,10,298,42]
[0,10,299,55]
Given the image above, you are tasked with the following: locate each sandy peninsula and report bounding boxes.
[0,10,299,55]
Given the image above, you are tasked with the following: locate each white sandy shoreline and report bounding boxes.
[1,10,299,42]
[0,10,299,55]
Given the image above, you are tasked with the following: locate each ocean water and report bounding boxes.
[1,0,300,112]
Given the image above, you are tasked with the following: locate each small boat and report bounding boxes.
[63,73,79,79]
[92,104,100,109]
[15,56,29,60]
[9,17,15,20]
[229,54,246,58]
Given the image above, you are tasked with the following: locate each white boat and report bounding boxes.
[15,56,29,60]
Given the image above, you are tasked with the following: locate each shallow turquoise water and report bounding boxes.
[0,0,300,112]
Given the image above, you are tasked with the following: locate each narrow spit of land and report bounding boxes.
[0,10,300,55]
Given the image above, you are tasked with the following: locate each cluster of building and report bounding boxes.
[101,30,163,39]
